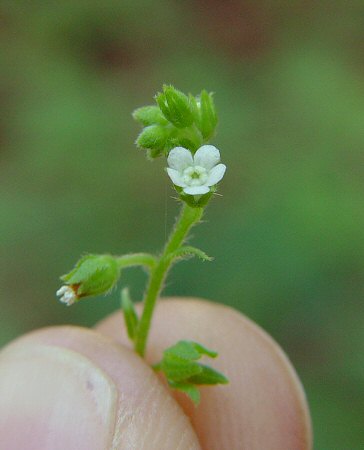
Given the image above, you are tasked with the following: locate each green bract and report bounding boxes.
[61,254,120,298]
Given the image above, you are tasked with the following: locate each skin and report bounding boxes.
[0,298,312,449]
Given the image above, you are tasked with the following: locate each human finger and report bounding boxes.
[96,298,312,450]
[0,325,201,450]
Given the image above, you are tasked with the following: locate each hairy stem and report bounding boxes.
[116,253,156,270]
[134,204,203,356]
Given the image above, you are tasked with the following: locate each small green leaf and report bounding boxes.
[167,246,213,264]
[190,342,218,358]
[154,340,229,405]
[188,364,229,385]
[164,341,201,360]
[160,356,202,382]
[121,288,139,341]
[169,381,201,405]
[132,106,168,126]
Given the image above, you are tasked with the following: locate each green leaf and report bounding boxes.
[188,364,229,385]
[132,106,168,126]
[159,356,202,382]
[153,341,228,405]
[164,340,201,360]
[121,288,139,341]
[154,340,229,405]
[169,382,201,405]
[166,246,213,264]
[190,342,218,358]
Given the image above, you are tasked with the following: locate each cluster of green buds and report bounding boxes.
[56,85,228,404]
[134,85,217,159]
[134,85,226,208]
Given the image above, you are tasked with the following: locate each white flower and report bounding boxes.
[166,145,226,195]
[56,285,78,306]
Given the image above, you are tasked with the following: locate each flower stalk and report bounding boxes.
[134,204,203,356]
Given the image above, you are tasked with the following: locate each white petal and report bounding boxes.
[194,145,220,170]
[167,147,193,171]
[206,163,226,186]
[56,286,68,296]
[166,168,187,187]
[183,185,210,195]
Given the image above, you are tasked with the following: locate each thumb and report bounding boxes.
[0,326,200,450]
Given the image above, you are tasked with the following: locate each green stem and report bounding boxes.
[134,204,203,356]
[116,253,156,270]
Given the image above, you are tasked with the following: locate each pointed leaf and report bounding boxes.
[164,340,201,360]
[166,246,213,264]
[188,364,229,385]
[191,342,218,358]
[169,381,201,405]
[160,356,202,382]
[121,288,139,341]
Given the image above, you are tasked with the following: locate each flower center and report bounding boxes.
[182,166,208,186]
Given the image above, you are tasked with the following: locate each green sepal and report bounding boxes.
[174,185,216,208]
[169,136,198,153]
[169,381,201,405]
[136,125,171,154]
[166,246,213,264]
[198,90,218,140]
[61,254,120,298]
[132,105,168,126]
[121,288,139,341]
[156,85,194,128]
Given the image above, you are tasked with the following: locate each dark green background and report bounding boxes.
[1,1,363,448]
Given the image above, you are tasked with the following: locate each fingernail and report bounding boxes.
[0,342,117,450]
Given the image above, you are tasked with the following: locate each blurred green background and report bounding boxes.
[1,1,363,448]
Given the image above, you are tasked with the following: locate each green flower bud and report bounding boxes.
[197,90,218,140]
[136,124,171,157]
[132,105,168,126]
[57,254,120,305]
[156,85,194,128]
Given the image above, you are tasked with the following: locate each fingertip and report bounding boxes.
[0,326,201,450]
[97,298,312,450]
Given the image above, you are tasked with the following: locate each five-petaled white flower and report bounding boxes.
[166,145,226,196]
[56,285,78,306]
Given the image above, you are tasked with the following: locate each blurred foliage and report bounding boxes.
[0,1,363,448]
